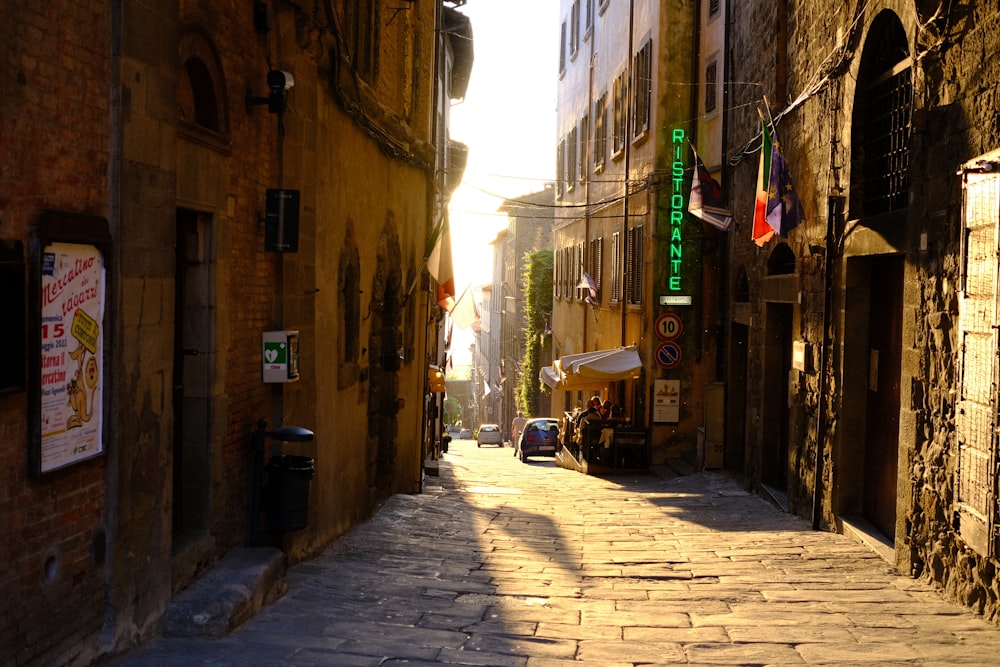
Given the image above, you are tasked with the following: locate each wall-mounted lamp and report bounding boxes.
[246,70,294,114]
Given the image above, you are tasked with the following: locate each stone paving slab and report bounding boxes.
[113,439,1000,666]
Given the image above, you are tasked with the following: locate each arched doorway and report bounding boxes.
[838,10,912,542]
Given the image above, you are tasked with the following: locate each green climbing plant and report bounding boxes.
[518,249,553,416]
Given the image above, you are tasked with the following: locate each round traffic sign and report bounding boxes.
[655,312,683,340]
[654,341,682,369]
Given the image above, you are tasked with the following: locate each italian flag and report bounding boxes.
[752,115,775,246]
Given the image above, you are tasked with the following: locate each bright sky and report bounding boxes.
[447,0,559,295]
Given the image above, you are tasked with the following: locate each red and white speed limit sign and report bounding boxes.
[655,312,682,340]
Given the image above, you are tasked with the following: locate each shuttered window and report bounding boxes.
[956,167,1000,557]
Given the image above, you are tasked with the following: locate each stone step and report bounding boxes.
[162,547,287,638]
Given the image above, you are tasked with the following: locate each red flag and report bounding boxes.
[427,216,455,310]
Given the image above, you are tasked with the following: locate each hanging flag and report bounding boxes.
[576,271,598,304]
[444,322,453,351]
[752,112,775,246]
[765,126,805,237]
[449,284,477,329]
[498,364,506,385]
[688,145,732,231]
[426,215,456,310]
[483,381,491,398]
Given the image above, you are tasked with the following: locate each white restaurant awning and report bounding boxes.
[539,346,643,390]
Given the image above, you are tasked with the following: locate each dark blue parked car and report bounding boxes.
[515,417,560,462]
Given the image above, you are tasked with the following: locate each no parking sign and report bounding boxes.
[654,341,682,369]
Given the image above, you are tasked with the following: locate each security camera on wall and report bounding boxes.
[267,70,294,93]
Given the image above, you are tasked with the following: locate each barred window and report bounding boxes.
[851,12,912,218]
[705,58,718,114]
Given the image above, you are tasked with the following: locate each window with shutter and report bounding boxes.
[956,167,1000,557]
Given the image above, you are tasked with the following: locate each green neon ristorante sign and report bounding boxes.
[668,128,685,292]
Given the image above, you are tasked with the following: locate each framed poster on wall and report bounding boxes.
[29,212,111,477]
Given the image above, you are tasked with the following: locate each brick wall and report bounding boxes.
[0,2,112,665]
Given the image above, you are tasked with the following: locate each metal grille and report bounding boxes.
[956,173,999,543]
[863,66,912,215]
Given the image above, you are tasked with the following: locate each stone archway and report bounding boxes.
[367,214,403,498]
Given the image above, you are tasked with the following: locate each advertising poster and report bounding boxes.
[653,379,680,423]
[39,242,105,472]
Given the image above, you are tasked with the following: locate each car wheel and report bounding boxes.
[520,450,527,463]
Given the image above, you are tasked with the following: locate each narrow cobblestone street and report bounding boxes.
[116,438,1000,666]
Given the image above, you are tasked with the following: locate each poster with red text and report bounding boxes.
[40,242,105,472]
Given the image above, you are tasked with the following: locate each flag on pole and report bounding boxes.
[765,126,805,237]
[576,271,598,304]
[688,145,732,231]
[752,112,775,246]
[426,215,456,310]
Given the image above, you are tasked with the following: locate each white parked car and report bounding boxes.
[476,424,503,447]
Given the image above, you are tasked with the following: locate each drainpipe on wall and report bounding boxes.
[620,0,635,348]
[813,195,843,530]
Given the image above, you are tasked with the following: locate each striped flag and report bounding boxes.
[752,113,775,246]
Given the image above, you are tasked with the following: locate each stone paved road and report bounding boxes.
[116,438,1000,665]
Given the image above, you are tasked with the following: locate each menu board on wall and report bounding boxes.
[38,242,106,473]
[653,379,680,423]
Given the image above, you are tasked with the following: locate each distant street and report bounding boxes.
[116,437,1000,666]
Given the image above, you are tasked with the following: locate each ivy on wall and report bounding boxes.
[518,249,553,415]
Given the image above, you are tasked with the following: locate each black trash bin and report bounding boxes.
[264,454,314,532]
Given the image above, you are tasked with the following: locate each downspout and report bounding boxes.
[813,195,842,530]
[620,0,635,347]
[583,37,596,347]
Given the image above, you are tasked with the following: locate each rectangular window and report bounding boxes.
[345,0,379,81]
[863,65,912,214]
[632,40,652,137]
[626,225,644,304]
[559,21,567,74]
[556,138,565,200]
[709,0,721,16]
[612,71,627,156]
[705,58,718,114]
[575,242,584,300]
[610,231,621,303]
[570,1,580,59]
[0,240,25,392]
[567,126,578,191]
[599,0,610,15]
[594,92,607,171]
[588,237,603,303]
[956,168,1000,557]
[579,114,589,184]
[584,0,594,36]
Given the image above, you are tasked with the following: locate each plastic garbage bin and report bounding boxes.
[264,454,314,532]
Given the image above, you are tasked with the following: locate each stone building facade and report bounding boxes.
[724,0,1000,622]
[1,1,466,663]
